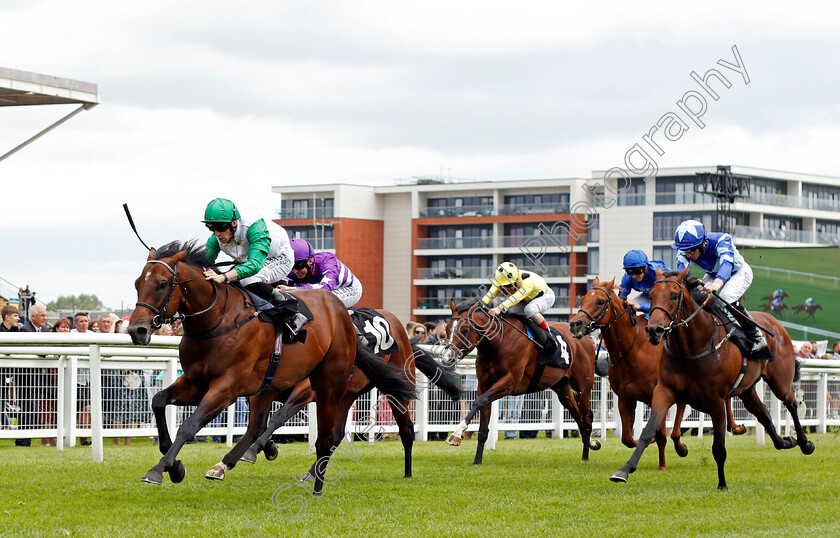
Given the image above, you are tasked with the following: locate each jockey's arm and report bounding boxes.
[235,219,270,279]
[295,253,341,291]
[499,281,533,311]
[480,283,501,306]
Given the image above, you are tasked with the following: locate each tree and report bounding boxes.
[47,294,104,311]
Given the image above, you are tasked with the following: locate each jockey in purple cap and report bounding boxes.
[275,239,363,308]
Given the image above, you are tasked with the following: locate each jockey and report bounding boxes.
[804,297,814,307]
[276,239,364,308]
[672,219,772,360]
[618,249,671,314]
[480,262,555,334]
[200,198,307,335]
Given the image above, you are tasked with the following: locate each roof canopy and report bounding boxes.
[0,67,98,108]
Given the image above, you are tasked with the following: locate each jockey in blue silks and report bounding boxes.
[617,249,670,314]
[672,219,773,361]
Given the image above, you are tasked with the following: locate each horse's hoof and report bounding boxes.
[446,434,461,446]
[801,440,815,455]
[169,460,187,484]
[717,484,728,491]
[730,425,747,436]
[205,462,227,481]
[264,440,279,461]
[240,450,257,464]
[141,469,163,485]
[609,470,628,483]
[590,439,602,451]
[675,444,689,458]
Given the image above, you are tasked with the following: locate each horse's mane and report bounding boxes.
[154,239,210,268]
[660,270,712,307]
[455,298,480,314]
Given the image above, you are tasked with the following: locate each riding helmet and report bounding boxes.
[203,198,240,223]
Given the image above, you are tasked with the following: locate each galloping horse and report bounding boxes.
[761,301,789,318]
[128,241,407,495]
[569,277,745,471]
[610,268,814,489]
[793,303,822,320]
[443,299,600,464]
[238,309,461,479]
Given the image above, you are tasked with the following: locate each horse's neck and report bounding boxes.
[670,292,716,355]
[469,309,505,356]
[600,297,640,358]
[179,265,228,321]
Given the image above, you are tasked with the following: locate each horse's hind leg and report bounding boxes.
[738,385,801,451]
[553,379,594,462]
[671,404,689,458]
[764,371,815,455]
[726,398,746,435]
[242,385,313,464]
[207,392,276,480]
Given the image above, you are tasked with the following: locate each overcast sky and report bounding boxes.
[2,1,840,311]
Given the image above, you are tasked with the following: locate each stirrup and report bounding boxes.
[287,312,308,336]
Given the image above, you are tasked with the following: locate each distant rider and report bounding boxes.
[617,249,671,314]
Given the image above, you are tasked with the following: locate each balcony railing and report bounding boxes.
[416,295,571,310]
[733,225,840,245]
[419,204,495,218]
[275,208,335,220]
[744,192,840,212]
[416,265,571,279]
[496,203,571,216]
[416,234,586,250]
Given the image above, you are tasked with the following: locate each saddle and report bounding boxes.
[507,314,571,369]
[691,289,753,360]
[244,289,313,345]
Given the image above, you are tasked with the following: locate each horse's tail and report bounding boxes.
[410,342,461,401]
[354,343,417,402]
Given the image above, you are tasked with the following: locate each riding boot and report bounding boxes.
[731,302,774,361]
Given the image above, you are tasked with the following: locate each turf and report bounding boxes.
[1,432,839,537]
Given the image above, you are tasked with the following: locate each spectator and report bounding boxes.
[51,318,72,333]
[21,304,50,333]
[406,321,427,341]
[795,342,813,361]
[0,306,31,446]
[432,322,449,344]
[35,319,71,448]
[72,312,92,446]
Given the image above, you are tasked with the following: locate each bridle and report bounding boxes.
[648,278,710,338]
[575,285,637,365]
[445,304,502,363]
[134,259,218,330]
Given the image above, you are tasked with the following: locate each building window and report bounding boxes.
[652,246,678,271]
[617,178,646,206]
[426,224,493,249]
[763,215,802,231]
[586,215,600,243]
[587,248,599,275]
[425,196,493,217]
[280,197,334,219]
[504,221,575,248]
[508,253,570,277]
[655,176,716,205]
[503,193,569,214]
[751,177,787,195]
[284,225,334,249]
[424,256,493,278]
[652,212,714,241]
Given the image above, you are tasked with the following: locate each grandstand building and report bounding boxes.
[272,165,840,324]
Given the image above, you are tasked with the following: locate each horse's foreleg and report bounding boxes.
[152,376,202,456]
[447,376,515,446]
[241,384,314,464]
[725,398,746,435]
[472,402,492,465]
[142,384,235,485]
[616,397,638,449]
[611,386,675,483]
[671,403,689,457]
[208,392,277,480]
[388,397,415,478]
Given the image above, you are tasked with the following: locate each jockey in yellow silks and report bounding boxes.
[480,262,555,334]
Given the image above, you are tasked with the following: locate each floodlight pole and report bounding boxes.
[694,165,751,235]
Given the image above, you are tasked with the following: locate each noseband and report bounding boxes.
[135,259,217,329]
[446,305,502,363]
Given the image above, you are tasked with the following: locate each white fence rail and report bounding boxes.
[1,334,838,462]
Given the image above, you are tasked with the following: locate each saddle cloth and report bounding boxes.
[348,307,399,357]
[244,289,313,344]
[508,314,571,369]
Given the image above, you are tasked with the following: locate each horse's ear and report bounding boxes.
[592,276,600,286]
[679,266,690,280]
[147,248,157,261]
[655,266,664,277]
[171,251,188,263]
[607,277,615,290]
[450,299,457,314]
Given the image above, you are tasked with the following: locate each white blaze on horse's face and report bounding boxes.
[144,270,152,281]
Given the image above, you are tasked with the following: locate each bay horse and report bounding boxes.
[761,301,789,318]
[236,309,461,479]
[610,267,815,489]
[442,299,600,464]
[569,277,745,471]
[127,240,407,495]
[793,303,822,320]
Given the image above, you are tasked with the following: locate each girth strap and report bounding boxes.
[256,333,283,395]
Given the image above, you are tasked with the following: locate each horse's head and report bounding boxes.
[128,245,190,345]
[570,276,621,338]
[645,266,692,345]
[441,298,499,364]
